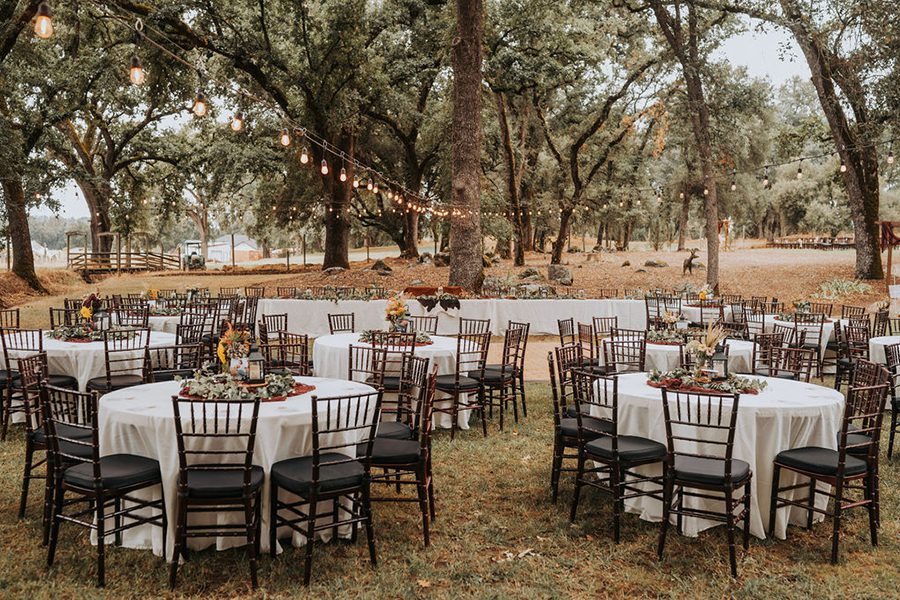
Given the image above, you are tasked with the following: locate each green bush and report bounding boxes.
[813,278,872,300]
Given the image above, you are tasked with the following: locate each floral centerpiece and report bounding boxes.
[647,328,685,345]
[697,284,714,301]
[685,323,727,377]
[385,294,411,332]
[647,368,768,395]
[80,292,104,322]
[358,329,433,346]
[178,370,315,402]
[793,300,811,314]
[143,289,159,301]
[216,323,252,375]
[48,324,135,343]
[150,305,182,316]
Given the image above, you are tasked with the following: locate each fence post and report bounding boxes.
[286,248,290,271]
[231,233,236,269]
[302,234,307,266]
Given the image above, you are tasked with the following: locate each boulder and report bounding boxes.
[370,259,392,273]
[323,267,345,276]
[621,260,631,267]
[547,264,573,286]
[417,252,433,265]
[410,279,425,286]
[519,267,542,280]
[644,259,668,268]
[433,253,450,267]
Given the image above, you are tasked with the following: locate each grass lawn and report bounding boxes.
[0,382,897,599]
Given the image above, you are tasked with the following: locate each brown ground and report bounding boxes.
[3,243,889,380]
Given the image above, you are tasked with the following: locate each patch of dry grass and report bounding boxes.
[0,383,897,599]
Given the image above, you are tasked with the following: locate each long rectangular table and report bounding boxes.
[257,298,648,337]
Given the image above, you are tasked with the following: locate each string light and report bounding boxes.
[366,179,373,191]
[129,54,145,85]
[703,188,709,196]
[796,161,803,179]
[762,166,769,188]
[279,128,291,146]
[372,182,380,194]
[34,2,53,39]
[230,112,244,132]
[839,159,847,173]
[889,147,895,165]
[352,176,359,188]
[679,192,685,199]
[300,147,309,164]
[339,167,347,182]
[192,91,207,117]
[320,159,329,175]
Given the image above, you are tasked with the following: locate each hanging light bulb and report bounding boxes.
[839,159,847,173]
[34,2,53,39]
[888,149,895,165]
[373,182,380,194]
[387,190,394,200]
[279,129,291,146]
[762,166,769,188]
[353,176,360,188]
[366,179,373,191]
[730,180,737,191]
[230,112,244,132]
[679,192,685,199]
[339,167,347,182]
[129,54,145,85]
[192,91,208,117]
[320,159,329,175]
[703,188,709,196]
[796,163,803,179]
[300,147,309,164]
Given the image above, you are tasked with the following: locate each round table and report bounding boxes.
[1,331,176,391]
[99,377,377,558]
[592,373,844,539]
[644,340,754,374]
[868,335,900,366]
[312,332,468,430]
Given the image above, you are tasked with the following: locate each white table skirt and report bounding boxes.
[1,331,176,392]
[259,298,647,338]
[147,315,181,334]
[592,373,844,539]
[312,333,468,430]
[869,335,900,366]
[98,377,377,558]
[644,340,754,374]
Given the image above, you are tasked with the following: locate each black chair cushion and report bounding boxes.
[365,438,421,465]
[559,417,613,439]
[86,374,145,392]
[775,446,867,477]
[271,453,364,495]
[0,370,20,386]
[754,369,798,380]
[31,423,93,450]
[63,454,161,490]
[474,369,514,385]
[841,431,873,456]
[485,363,520,375]
[376,421,415,440]
[435,374,481,392]
[382,375,401,391]
[185,466,264,499]
[151,370,194,383]
[673,456,751,486]
[585,435,667,464]
[12,373,78,390]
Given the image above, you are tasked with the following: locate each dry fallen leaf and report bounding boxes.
[417,579,432,588]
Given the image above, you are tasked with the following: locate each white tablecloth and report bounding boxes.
[2,331,176,391]
[644,340,754,374]
[312,332,467,430]
[868,335,900,366]
[148,315,181,334]
[259,298,647,338]
[593,373,844,539]
[99,377,377,558]
[762,315,842,360]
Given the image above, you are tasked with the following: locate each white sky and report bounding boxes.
[36,25,808,220]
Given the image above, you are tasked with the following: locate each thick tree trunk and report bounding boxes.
[448,0,484,292]
[551,207,573,264]
[401,211,419,258]
[2,179,44,292]
[322,135,354,270]
[779,0,883,279]
[76,180,113,255]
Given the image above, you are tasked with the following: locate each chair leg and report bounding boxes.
[427,456,436,521]
[806,477,817,530]
[269,483,279,558]
[725,487,737,578]
[867,471,878,547]
[658,473,673,560]
[96,493,106,587]
[0,387,11,441]
[302,493,318,586]
[569,454,585,523]
[742,481,751,550]
[244,496,258,589]
[114,496,122,547]
[518,374,527,418]
[46,476,64,568]
[478,389,488,437]
[550,437,563,504]
[42,459,54,546]
[888,410,898,459]
[19,441,35,519]
[449,394,459,441]
[612,466,623,543]
[168,495,186,589]
[361,484,377,567]
[830,478,844,564]
[416,465,430,547]
[676,488,684,535]
[768,465,781,538]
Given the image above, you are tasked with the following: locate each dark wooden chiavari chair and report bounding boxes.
[750,332,785,376]
[770,380,888,564]
[376,353,430,441]
[276,286,298,298]
[658,388,751,578]
[873,308,889,337]
[834,324,870,391]
[218,287,240,297]
[459,317,491,335]
[259,313,288,345]
[793,312,826,376]
[568,368,665,541]
[244,286,266,298]
[749,296,768,311]
[644,295,662,329]
[269,390,382,585]
[696,299,724,327]
[231,296,259,334]
[348,344,388,389]
[0,308,20,329]
[175,322,205,345]
[602,338,646,373]
[433,330,490,440]
[501,320,530,417]
[369,363,437,546]
[116,305,150,328]
[720,294,743,304]
[85,328,151,393]
[558,317,576,346]
[157,289,177,299]
[148,342,204,382]
[840,305,866,320]
[887,343,900,459]
[577,322,599,368]
[477,326,523,430]
[44,384,165,587]
[809,302,833,317]
[273,332,311,376]
[169,395,262,589]
[766,346,816,382]
[744,309,767,339]
[368,331,417,393]
[409,314,439,335]
[598,288,619,299]
[328,313,355,334]
[49,307,78,329]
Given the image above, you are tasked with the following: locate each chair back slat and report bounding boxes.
[661,388,741,480]
[328,313,355,334]
[311,391,382,479]
[409,315,439,335]
[41,384,100,477]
